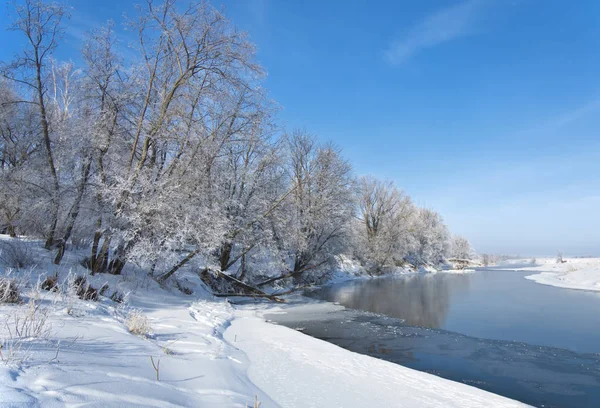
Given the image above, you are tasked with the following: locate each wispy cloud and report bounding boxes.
[516,97,600,138]
[384,0,487,65]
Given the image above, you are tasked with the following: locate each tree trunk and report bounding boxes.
[158,248,201,283]
[219,242,233,272]
[7,225,16,238]
[54,158,92,264]
[93,235,111,274]
[108,258,126,275]
[238,253,246,281]
[34,50,60,250]
[90,223,102,274]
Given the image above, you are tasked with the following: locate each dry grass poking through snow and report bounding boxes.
[126,309,151,336]
[0,277,21,303]
[1,297,52,365]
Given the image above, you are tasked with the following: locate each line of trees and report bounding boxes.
[0,0,472,290]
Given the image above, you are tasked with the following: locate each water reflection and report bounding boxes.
[310,273,472,328]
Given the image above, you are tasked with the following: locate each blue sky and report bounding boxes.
[1,0,599,255]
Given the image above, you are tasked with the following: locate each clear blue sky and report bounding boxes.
[1,0,599,256]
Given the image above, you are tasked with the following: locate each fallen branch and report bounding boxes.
[213,270,285,302]
[157,248,202,283]
[256,260,328,288]
[213,292,285,302]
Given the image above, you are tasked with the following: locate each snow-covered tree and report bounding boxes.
[263,131,355,285]
[3,0,68,249]
[449,235,473,260]
[0,0,465,295]
[354,176,416,273]
[409,208,450,265]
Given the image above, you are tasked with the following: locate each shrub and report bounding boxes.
[110,290,125,304]
[1,298,51,365]
[99,284,110,296]
[41,274,59,292]
[0,278,20,303]
[125,310,151,336]
[0,240,34,269]
[72,276,98,301]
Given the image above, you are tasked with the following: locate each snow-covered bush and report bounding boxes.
[125,310,151,336]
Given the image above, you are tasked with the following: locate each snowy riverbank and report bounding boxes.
[502,257,600,292]
[0,235,529,407]
[227,303,528,408]
[0,282,530,407]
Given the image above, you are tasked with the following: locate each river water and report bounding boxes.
[267,268,600,408]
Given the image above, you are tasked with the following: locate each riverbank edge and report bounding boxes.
[226,301,531,407]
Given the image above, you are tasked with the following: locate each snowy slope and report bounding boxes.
[0,291,275,407]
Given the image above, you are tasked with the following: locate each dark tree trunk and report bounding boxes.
[36,53,60,250]
[238,253,247,281]
[90,226,102,274]
[158,248,202,283]
[219,242,233,272]
[93,235,112,274]
[54,158,92,264]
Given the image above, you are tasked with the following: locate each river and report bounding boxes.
[267,268,600,408]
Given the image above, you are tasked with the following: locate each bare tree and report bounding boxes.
[4,0,68,249]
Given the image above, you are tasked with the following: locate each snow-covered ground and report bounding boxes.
[0,287,275,407]
[0,238,529,407]
[502,257,600,292]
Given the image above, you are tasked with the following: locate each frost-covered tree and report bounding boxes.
[354,176,416,273]
[409,208,450,265]
[3,0,68,249]
[0,0,464,295]
[0,81,39,237]
[449,235,473,260]
[102,0,268,278]
[262,131,354,286]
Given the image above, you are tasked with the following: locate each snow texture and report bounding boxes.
[507,257,600,292]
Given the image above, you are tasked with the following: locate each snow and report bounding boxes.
[503,257,600,292]
[0,293,530,407]
[0,291,275,407]
[0,238,529,407]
